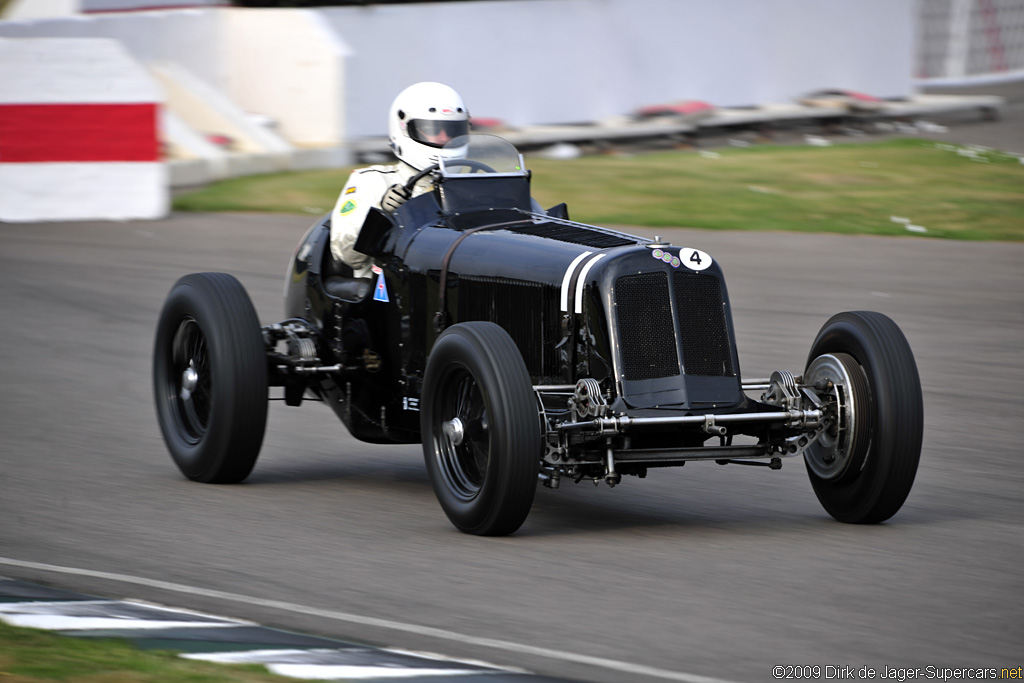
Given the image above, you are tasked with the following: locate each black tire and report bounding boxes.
[421,322,540,535]
[153,273,268,483]
[804,311,922,523]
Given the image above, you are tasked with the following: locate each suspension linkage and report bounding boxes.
[556,409,823,433]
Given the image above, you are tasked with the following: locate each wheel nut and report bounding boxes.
[442,417,465,446]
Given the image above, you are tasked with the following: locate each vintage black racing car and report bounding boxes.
[154,134,923,536]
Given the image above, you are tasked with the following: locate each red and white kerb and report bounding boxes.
[0,38,167,222]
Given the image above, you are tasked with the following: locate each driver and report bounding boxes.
[329,82,470,278]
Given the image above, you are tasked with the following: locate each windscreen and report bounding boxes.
[439,134,527,176]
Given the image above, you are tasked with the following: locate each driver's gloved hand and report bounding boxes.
[381,184,411,213]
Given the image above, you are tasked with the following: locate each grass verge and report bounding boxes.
[173,138,1024,241]
[0,619,288,682]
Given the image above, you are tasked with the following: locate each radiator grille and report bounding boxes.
[673,271,734,376]
[457,276,560,378]
[614,272,679,380]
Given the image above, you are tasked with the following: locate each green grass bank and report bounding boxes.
[173,138,1024,241]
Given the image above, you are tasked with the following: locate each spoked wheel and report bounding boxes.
[170,317,213,442]
[804,311,922,523]
[435,369,490,501]
[153,273,268,483]
[421,322,539,536]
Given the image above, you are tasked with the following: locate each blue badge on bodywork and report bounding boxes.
[373,267,389,303]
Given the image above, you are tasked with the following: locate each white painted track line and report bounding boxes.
[0,557,739,683]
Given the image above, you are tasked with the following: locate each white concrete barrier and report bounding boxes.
[0,8,354,178]
[0,37,168,221]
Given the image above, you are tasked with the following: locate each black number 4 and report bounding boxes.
[689,250,702,265]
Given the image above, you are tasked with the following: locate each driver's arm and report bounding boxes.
[329,170,389,279]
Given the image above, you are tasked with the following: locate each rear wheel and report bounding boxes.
[153,273,268,483]
[421,322,539,535]
[804,311,922,523]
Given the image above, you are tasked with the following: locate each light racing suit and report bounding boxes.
[329,161,430,279]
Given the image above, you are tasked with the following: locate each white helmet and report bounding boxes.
[388,82,470,171]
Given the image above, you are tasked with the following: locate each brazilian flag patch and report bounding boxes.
[340,200,357,215]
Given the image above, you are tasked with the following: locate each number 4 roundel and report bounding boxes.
[681,248,712,271]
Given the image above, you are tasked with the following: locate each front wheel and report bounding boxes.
[153,273,268,483]
[421,322,540,536]
[803,311,922,523]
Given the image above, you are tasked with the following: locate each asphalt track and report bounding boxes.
[1,197,1022,682]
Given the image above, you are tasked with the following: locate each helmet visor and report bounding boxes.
[407,119,470,149]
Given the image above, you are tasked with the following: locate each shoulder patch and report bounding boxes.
[339,200,357,215]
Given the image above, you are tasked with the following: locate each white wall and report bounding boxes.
[0,8,350,147]
[0,34,161,102]
[0,9,226,86]
[321,0,916,138]
[222,9,350,147]
[1,0,916,145]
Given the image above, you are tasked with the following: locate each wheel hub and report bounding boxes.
[442,417,465,446]
[803,354,861,481]
[169,317,210,440]
[180,364,199,400]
